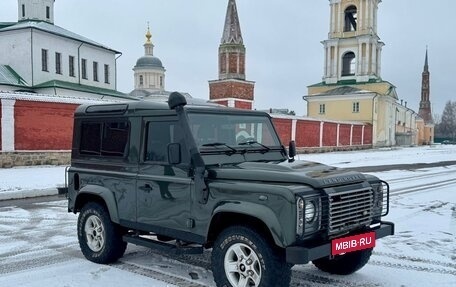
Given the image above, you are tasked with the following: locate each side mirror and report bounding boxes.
[288,140,296,163]
[168,143,181,165]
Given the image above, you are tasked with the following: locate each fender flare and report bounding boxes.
[211,201,290,248]
[76,185,120,223]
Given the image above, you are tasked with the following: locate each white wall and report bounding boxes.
[0,29,33,84]
[32,29,117,90]
[0,28,118,91]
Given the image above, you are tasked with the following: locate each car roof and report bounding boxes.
[74,100,270,118]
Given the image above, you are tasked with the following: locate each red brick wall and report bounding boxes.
[14,101,78,150]
[239,53,245,74]
[272,117,372,150]
[272,118,292,144]
[352,125,363,145]
[228,53,238,74]
[234,101,252,110]
[209,80,254,101]
[322,122,337,146]
[219,53,226,74]
[364,125,373,144]
[296,120,320,147]
[339,124,351,146]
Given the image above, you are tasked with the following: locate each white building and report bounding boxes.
[0,0,132,100]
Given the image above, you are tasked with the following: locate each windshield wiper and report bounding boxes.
[201,142,237,155]
[238,140,271,153]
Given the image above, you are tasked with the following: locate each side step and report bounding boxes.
[123,234,203,255]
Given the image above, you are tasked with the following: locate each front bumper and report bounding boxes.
[286,221,394,264]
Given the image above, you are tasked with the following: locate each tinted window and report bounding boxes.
[80,121,129,157]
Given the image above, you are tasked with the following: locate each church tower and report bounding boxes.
[209,0,254,110]
[133,26,166,93]
[18,0,55,24]
[323,0,384,84]
[418,48,433,123]
[306,0,399,147]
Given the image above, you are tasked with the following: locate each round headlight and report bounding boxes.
[305,201,316,223]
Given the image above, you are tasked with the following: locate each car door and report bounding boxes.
[136,116,194,239]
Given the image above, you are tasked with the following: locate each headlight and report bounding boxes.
[372,181,390,217]
[305,201,316,223]
[296,197,320,237]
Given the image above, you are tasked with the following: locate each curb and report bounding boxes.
[0,187,59,201]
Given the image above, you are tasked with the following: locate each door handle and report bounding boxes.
[141,183,153,193]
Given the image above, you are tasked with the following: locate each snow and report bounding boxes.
[0,145,455,286]
[300,145,456,168]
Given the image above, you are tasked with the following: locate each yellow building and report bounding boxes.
[304,0,407,147]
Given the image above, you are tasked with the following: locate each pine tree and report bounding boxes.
[439,101,456,140]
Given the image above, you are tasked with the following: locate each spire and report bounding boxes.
[144,23,154,56]
[419,47,433,124]
[424,46,429,73]
[221,0,243,44]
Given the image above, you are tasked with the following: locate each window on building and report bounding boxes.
[353,102,360,113]
[80,121,130,157]
[344,5,357,32]
[93,61,98,82]
[41,49,48,72]
[69,56,75,77]
[81,58,87,79]
[319,104,326,114]
[46,6,50,19]
[55,52,62,74]
[22,4,25,17]
[342,52,356,76]
[104,64,109,84]
[160,76,163,87]
[139,75,144,86]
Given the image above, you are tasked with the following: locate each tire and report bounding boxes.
[77,202,127,264]
[313,248,373,275]
[211,225,291,287]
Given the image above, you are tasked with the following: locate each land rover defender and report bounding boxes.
[67,92,394,287]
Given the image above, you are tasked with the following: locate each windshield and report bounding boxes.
[187,113,282,152]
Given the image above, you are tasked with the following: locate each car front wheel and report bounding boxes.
[211,225,291,287]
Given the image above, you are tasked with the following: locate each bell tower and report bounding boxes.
[323,0,384,84]
[18,0,55,24]
[418,48,433,123]
[209,0,255,110]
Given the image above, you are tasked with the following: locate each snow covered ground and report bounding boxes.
[0,145,455,286]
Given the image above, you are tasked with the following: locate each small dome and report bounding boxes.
[135,56,164,68]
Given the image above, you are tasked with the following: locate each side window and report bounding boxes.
[80,121,129,157]
[145,121,188,163]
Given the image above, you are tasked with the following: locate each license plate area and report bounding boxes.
[331,232,375,256]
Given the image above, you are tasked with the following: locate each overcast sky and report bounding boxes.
[1,0,455,117]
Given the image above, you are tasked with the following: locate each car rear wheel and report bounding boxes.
[77,202,127,264]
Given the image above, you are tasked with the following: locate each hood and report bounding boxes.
[207,160,366,189]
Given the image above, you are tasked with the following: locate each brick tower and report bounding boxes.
[209,0,254,110]
[418,48,433,123]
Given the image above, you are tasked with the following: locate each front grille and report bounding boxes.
[328,187,373,235]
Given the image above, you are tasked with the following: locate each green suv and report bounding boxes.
[67,92,394,287]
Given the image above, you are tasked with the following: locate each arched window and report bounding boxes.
[139,75,144,86]
[344,6,357,32]
[342,52,356,76]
